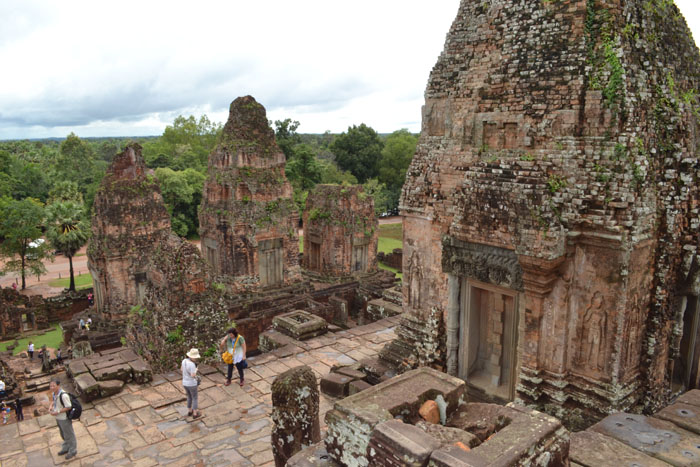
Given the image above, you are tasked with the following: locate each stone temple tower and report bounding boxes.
[199,96,301,288]
[389,0,700,427]
[87,143,172,318]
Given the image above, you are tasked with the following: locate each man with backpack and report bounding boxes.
[49,379,78,460]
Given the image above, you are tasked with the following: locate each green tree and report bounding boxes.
[318,160,358,185]
[274,119,302,160]
[286,144,322,191]
[378,129,417,191]
[378,129,417,210]
[144,115,221,172]
[0,198,49,289]
[55,133,97,185]
[47,181,84,205]
[45,201,90,291]
[362,179,392,216]
[330,124,384,183]
[154,168,206,237]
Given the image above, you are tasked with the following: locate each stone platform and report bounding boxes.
[0,316,399,466]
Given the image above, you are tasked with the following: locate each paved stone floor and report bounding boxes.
[0,317,399,466]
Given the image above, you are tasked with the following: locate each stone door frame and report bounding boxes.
[457,278,519,402]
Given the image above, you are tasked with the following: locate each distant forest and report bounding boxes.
[0,115,417,287]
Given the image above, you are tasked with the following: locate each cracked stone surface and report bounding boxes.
[2,316,398,466]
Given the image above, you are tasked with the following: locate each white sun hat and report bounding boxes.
[186,348,201,359]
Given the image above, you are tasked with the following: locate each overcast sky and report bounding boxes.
[1,1,698,140]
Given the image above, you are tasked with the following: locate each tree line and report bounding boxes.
[0,115,417,289]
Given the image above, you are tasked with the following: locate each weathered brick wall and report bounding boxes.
[199,96,301,287]
[394,0,700,426]
[302,185,378,277]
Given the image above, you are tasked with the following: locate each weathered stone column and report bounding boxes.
[446,274,460,376]
[271,366,320,467]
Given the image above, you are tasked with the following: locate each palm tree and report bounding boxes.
[46,201,90,291]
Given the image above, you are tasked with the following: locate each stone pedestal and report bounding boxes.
[271,366,321,467]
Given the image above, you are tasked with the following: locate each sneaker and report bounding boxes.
[65,452,77,460]
[239,379,244,387]
[57,449,68,455]
[224,379,231,386]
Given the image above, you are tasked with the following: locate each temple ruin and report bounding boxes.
[302,185,378,279]
[388,0,700,428]
[199,96,301,288]
[87,143,173,319]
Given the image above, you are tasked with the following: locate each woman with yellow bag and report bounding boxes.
[220,328,247,386]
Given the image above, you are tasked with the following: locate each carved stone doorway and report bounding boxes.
[352,244,368,272]
[673,295,700,392]
[309,241,321,270]
[259,238,284,286]
[458,279,518,402]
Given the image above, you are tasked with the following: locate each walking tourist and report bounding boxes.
[15,397,23,422]
[27,342,34,360]
[181,348,201,418]
[50,379,77,460]
[0,379,6,398]
[220,328,247,387]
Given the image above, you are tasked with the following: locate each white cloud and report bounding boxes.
[0,0,698,139]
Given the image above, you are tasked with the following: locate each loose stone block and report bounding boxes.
[92,363,133,382]
[320,373,353,398]
[66,360,89,378]
[287,442,337,467]
[271,366,321,467]
[419,400,440,424]
[99,379,125,398]
[348,380,372,396]
[74,372,100,401]
[334,367,366,381]
[129,359,153,384]
[367,419,442,467]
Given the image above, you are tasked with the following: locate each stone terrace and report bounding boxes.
[0,317,399,466]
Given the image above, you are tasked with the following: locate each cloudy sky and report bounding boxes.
[1,1,698,140]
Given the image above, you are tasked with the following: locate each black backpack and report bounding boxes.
[59,391,82,420]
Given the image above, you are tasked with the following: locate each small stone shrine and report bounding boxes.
[302,185,378,278]
[389,0,700,426]
[199,96,301,288]
[272,310,328,341]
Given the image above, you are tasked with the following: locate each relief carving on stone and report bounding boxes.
[442,237,523,291]
[576,292,607,372]
[540,265,572,371]
[624,293,644,371]
[408,251,422,309]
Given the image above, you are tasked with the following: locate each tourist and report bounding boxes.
[181,348,201,418]
[220,328,247,387]
[79,318,85,330]
[56,348,63,365]
[1,402,7,424]
[15,397,23,422]
[86,316,92,328]
[50,379,77,460]
[27,342,34,360]
[0,379,6,398]
[87,293,93,306]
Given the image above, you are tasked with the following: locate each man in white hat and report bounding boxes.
[181,348,201,418]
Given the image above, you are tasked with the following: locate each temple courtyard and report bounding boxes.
[0,316,399,466]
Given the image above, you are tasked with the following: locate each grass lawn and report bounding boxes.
[378,223,402,241]
[48,273,93,290]
[0,323,64,355]
[299,235,303,253]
